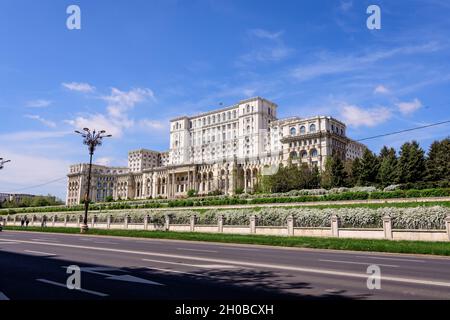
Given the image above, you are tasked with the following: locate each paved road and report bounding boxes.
[1,230,450,300]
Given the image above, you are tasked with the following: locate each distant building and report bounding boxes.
[0,193,36,203]
[66,97,365,205]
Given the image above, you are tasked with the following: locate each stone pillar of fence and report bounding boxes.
[382,216,393,240]
[165,215,170,231]
[124,215,130,229]
[217,215,224,233]
[13,215,16,226]
[287,215,294,237]
[190,214,196,232]
[107,215,112,229]
[445,216,450,241]
[91,215,97,228]
[31,215,36,227]
[144,215,150,230]
[331,215,340,238]
[250,215,256,234]
[4,215,8,226]
[52,215,56,227]
[77,215,82,227]
[64,215,68,227]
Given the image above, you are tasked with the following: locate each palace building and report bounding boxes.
[66,97,365,205]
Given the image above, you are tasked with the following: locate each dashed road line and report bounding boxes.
[24,250,56,256]
[319,259,399,268]
[142,258,238,269]
[176,248,218,253]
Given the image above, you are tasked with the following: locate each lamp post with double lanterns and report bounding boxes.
[75,128,112,233]
[0,158,11,170]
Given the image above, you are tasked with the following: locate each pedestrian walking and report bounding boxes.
[20,217,25,228]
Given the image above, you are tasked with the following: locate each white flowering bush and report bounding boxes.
[384,185,402,192]
[8,205,450,230]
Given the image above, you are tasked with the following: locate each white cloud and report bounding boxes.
[66,87,156,138]
[374,85,390,94]
[24,114,56,128]
[0,149,69,198]
[238,29,293,65]
[102,87,155,117]
[292,42,442,81]
[339,103,392,127]
[65,113,131,137]
[62,82,96,93]
[0,130,70,142]
[339,0,353,12]
[26,99,52,108]
[396,98,423,115]
[95,157,112,166]
[247,29,284,40]
[138,119,165,131]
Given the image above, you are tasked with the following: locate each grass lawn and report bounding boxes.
[3,226,450,256]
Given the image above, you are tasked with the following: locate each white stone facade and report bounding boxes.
[66,97,365,205]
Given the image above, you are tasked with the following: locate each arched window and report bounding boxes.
[290,151,298,159]
[300,126,306,134]
[301,150,308,158]
[290,127,296,136]
[310,149,318,157]
[310,124,316,132]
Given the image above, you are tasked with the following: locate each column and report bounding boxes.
[218,215,224,233]
[250,215,256,234]
[331,215,339,237]
[383,216,393,240]
[287,215,294,236]
[445,216,450,241]
[244,170,248,193]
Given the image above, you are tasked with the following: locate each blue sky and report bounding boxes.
[1,0,450,199]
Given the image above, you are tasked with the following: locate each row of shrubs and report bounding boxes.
[168,188,450,207]
[5,206,449,230]
[2,188,450,215]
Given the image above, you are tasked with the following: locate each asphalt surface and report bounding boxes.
[1,230,450,300]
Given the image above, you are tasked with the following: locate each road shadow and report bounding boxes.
[0,247,371,300]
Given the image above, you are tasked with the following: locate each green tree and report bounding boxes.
[378,146,398,187]
[321,156,333,189]
[426,138,450,182]
[397,141,426,183]
[359,149,380,186]
[330,155,347,187]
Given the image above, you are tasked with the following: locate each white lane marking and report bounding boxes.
[36,279,108,297]
[31,238,59,242]
[145,266,209,277]
[142,258,238,269]
[4,238,450,288]
[24,250,56,256]
[319,259,399,268]
[355,255,425,263]
[176,248,218,253]
[0,241,19,245]
[92,241,118,245]
[0,291,10,300]
[218,247,260,251]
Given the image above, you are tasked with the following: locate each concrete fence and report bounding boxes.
[2,214,450,242]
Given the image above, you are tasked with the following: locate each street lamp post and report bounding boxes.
[0,158,11,170]
[75,128,112,233]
